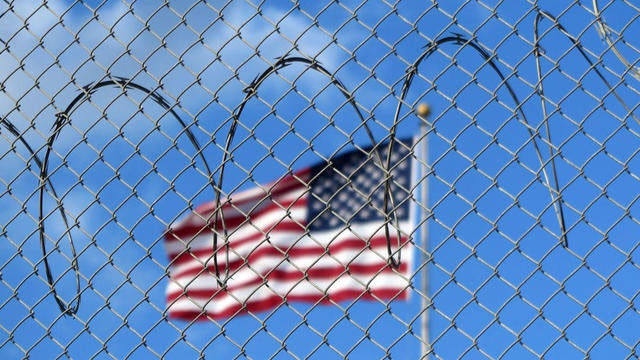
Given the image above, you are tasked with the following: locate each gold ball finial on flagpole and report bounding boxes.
[416,102,431,118]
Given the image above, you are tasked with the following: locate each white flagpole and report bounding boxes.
[417,103,432,358]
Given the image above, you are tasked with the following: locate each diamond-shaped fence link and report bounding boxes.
[1,1,640,359]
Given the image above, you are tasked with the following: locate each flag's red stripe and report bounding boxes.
[167,262,408,303]
[212,176,307,214]
[191,168,310,215]
[169,234,409,270]
[168,285,409,305]
[168,261,409,302]
[226,168,310,206]
[168,219,307,263]
[167,196,306,239]
[167,288,409,321]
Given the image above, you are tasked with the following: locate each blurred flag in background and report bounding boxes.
[165,138,416,320]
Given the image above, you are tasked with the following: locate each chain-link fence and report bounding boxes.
[2,0,640,358]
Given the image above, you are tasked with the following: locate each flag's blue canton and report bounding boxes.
[307,139,413,231]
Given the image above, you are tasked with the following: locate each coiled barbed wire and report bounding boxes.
[38,77,216,315]
[217,56,405,278]
[592,0,640,81]
[389,32,570,247]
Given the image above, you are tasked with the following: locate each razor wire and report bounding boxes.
[1,0,640,359]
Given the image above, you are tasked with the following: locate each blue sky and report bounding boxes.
[1,0,640,358]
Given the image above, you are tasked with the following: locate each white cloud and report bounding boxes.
[1,0,369,201]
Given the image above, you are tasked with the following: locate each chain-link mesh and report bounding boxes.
[2,0,640,358]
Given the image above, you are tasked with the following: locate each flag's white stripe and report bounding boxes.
[165,204,308,256]
[167,271,411,315]
[167,243,408,293]
[184,170,309,221]
[166,220,412,263]
[214,169,310,206]
[169,186,309,232]
[168,239,401,284]
[221,201,307,236]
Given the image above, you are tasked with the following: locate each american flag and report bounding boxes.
[165,138,416,320]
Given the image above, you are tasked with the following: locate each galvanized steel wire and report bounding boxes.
[1,0,640,358]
